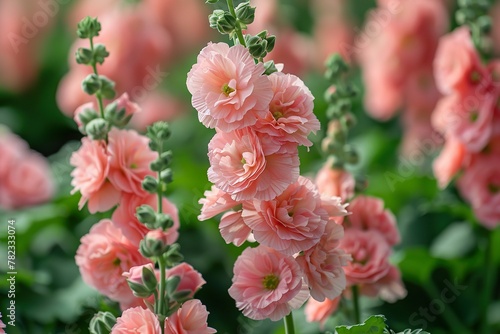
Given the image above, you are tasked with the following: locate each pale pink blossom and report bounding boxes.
[112,192,180,247]
[70,137,121,213]
[340,229,392,285]
[345,196,400,246]
[164,299,216,334]
[433,138,466,188]
[187,43,273,131]
[242,176,341,255]
[457,155,500,229]
[296,221,350,301]
[360,266,407,303]
[207,127,299,201]
[165,263,206,299]
[123,263,156,286]
[0,128,27,180]
[219,210,252,247]
[0,312,6,333]
[304,297,340,328]
[228,246,309,321]
[111,306,161,334]
[76,220,152,306]
[108,128,158,196]
[254,72,320,147]
[198,186,240,221]
[315,162,355,200]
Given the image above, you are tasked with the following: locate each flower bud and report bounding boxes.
[263,60,278,75]
[235,2,255,25]
[265,35,276,53]
[206,0,219,3]
[164,243,184,264]
[127,280,154,298]
[156,213,174,230]
[82,74,101,95]
[142,176,159,193]
[324,54,348,82]
[150,150,173,172]
[344,145,359,165]
[77,16,101,39]
[246,34,268,59]
[160,168,173,184]
[140,230,170,258]
[85,118,109,140]
[147,122,171,151]
[104,101,132,128]
[136,205,157,226]
[89,311,116,334]
[77,107,99,133]
[93,44,110,65]
[98,76,116,99]
[123,264,157,296]
[209,10,237,35]
[75,47,93,65]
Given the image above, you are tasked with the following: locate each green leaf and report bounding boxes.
[398,248,438,285]
[336,315,387,334]
[430,222,476,259]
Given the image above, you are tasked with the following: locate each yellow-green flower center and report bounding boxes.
[263,274,280,290]
[222,83,235,97]
[488,183,500,194]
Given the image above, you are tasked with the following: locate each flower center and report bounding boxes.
[221,83,235,97]
[113,258,121,266]
[262,274,280,290]
[469,110,478,123]
[488,183,500,194]
[272,111,284,120]
[130,163,138,169]
[470,70,481,84]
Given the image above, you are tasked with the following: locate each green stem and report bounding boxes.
[284,312,295,334]
[158,256,167,333]
[424,282,471,334]
[157,142,164,213]
[226,0,246,47]
[351,285,361,324]
[89,37,105,118]
[480,231,497,334]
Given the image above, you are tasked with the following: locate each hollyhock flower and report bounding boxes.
[123,263,156,286]
[433,138,466,188]
[187,42,273,131]
[296,221,351,301]
[0,152,55,210]
[457,156,500,229]
[108,128,158,196]
[70,137,121,213]
[228,246,309,321]
[315,161,355,200]
[432,91,495,152]
[130,92,185,131]
[434,27,487,95]
[340,229,392,285]
[304,296,340,328]
[111,307,161,334]
[360,266,407,303]
[0,128,27,180]
[76,219,152,305]
[345,196,400,246]
[165,263,206,299]
[164,299,217,334]
[219,210,253,246]
[242,176,346,255]
[112,192,180,247]
[207,127,299,201]
[0,312,6,333]
[254,72,320,147]
[198,186,240,220]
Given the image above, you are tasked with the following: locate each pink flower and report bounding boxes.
[130,92,185,131]
[70,137,121,213]
[112,192,180,247]
[76,219,152,305]
[264,29,313,76]
[457,155,500,229]
[219,210,252,247]
[74,102,96,130]
[207,127,299,201]
[304,297,340,328]
[315,162,355,200]
[434,27,486,95]
[111,307,161,334]
[187,42,273,131]
[164,299,217,334]
[340,229,391,286]
[108,128,158,196]
[345,196,400,246]
[296,221,350,301]
[254,72,320,147]
[433,138,466,188]
[360,266,407,303]
[242,176,341,255]
[228,246,309,321]
[0,128,27,180]
[113,93,142,118]
[165,263,206,299]
[198,186,240,221]
[123,263,156,286]
[0,311,6,334]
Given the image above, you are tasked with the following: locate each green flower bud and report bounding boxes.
[263,60,278,75]
[140,231,170,258]
[159,168,174,184]
[98,76,116,99]
[147,122,171,151]
[324,54,349,82]
[75,47,93,65]
[89,312,116,334]
[77,17,101,39]
[142,265,158,292]
[209,10,237,35]
[127,280,154,298]
[344,145,359,165]
[136,205,157,226]
[166,275,181,295]
[156,213,174,230]
[476,15,492,34]
[206,0,219,3]
[172,290,192,302]
[235,2,255,25]
[82,74,101,95]
[265,35,276,53]
[85,118,109,140]
[142,176,159,194]
[104,101,131,128]
[77,107,99,132]
[93,44,110,65]
[164,243,183,265]
[150,150,173,172]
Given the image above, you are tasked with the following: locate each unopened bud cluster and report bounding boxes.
[456,0,493,57]
[322,54,360,168]
[89,311,116,334]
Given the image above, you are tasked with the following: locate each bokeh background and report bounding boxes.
[1,0,500,333]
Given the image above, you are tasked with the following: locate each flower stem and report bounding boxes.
[89,37,105,118]
[284,312,295,334]
[158,255,167,333]
[226,0,246,47]
[351,285,361,324]
[480,231,497,334]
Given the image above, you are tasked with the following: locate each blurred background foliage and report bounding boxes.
[1,0,499,333]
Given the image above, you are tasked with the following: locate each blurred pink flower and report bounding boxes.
[123,263,156,286]
[433,138,466,188]
[76,219,152,306]
[108,128,158,196]
[360,265,407,303]
[346,196,400,246]
[207,127,299,201]
[164,299,216,334]
[0,312,6,333]
[340,229,392,286]
[254,72,320,147]
[296,221,350,301]
[265,29,313,76]
[70,137,120,213]
[111,306,161,334]
[228,246,309,321]
[187,43,273,131]
[112,192,179,247]
[130,92,185,131]
[315,162,355,201]
[165,263,206,299]
[242,176,342,255]
[0,129,27,180]
[304,296,340,328]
